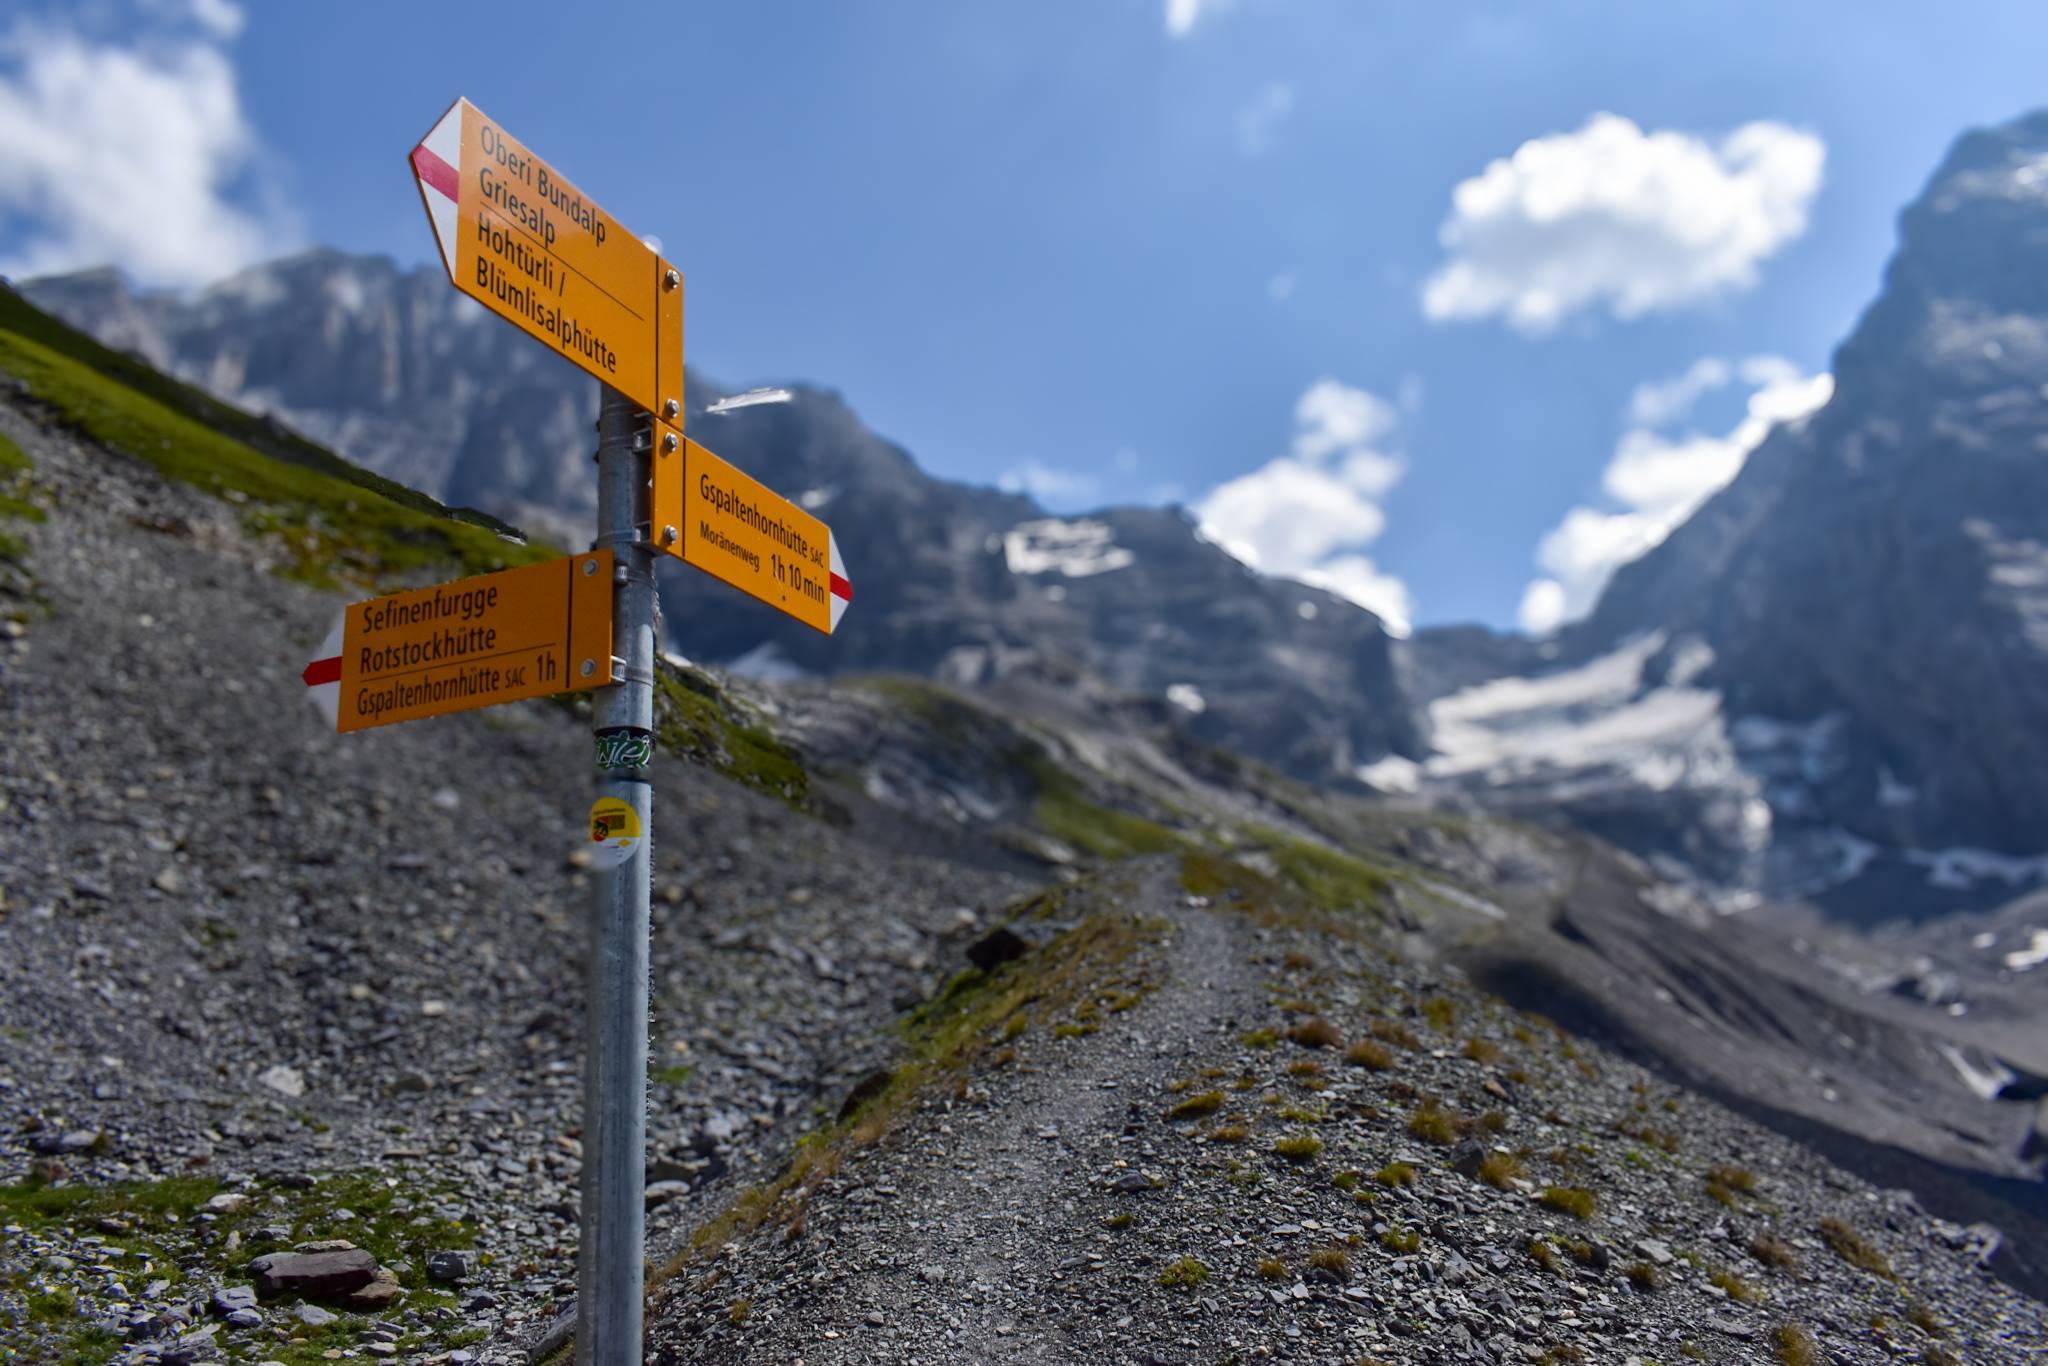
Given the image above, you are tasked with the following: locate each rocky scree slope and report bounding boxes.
[0,298,2042,1364]
[651,854,2045,1366]
[18,258,1421,791]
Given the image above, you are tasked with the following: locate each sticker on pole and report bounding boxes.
[587,797,642,870]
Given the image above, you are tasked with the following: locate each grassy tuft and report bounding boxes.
[1770,1322,1818,1366]
[1710,1268,1756,1302]
[1331,1170,1360,1192]
[1344,1039,1394,1071]
[1750,1231,1801,1274]
[1706,1164,1757,1194]
[1285,1017,1344,1049]
[1477,1151,1524,1189]
[1529,1237,1561,1273]
[1625,1260,1660,1291]
[1381,1224,1422,1254]
[1420,996,1458,1033]
[1817,1216,1893,1279]
[1242,1027,1281,1049]
[1541,1186,1597,1219]
[1274,1131,1323,1162]
[1205,1125,1250,1144]
[1307,1247,1350,1277]
[1157,1257,1209,1290]
[1462,1037,1503,1065]
[1166,1091,1225,1120]
[1258,1258,1288,1280]
[1406,1100,1460,1146]
[1371,1018,1423,1051]
[1105,1212,1134,1229]
[1375,1162,1416,1188]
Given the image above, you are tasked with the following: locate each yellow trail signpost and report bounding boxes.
[657,436,852,634]
[409,97,686,450]
[295,96,857,1366]
[300,551,613,732]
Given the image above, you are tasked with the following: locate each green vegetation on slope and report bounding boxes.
[0,283,525,541]
[653,665,812,809]
[0,325,553,588]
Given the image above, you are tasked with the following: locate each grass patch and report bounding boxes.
[1028,754,1185,860]
[1375,1162,1415,1188]
[1541,1186,1597,1219]
[1157,1257,1209,1290]
[1257,1258,1288,1280]
[0,285,523,539]
[1625,1260,1660,1291]
[1345,1039,1393,1071]
[1371,1018,1423,1051]
[1406,1100,1460,1146]
[1529,1238,1561,1273]
[1274,1131,1323,1162]
[1770,1322,1818,1366]
[1420,996,1457,1033]
[1104,1212,1134,1229]
[1331,1170,1360,1192]
[1381,1224,1421,1254]
[1749,1231,1801,1274]
[1477,1151,1524,1189]
[654,666,811,809]
[1166,1091,1225,1120]
[1284,1017,1343,1049]
[1205,1125,1250,1144]
[1817,1217,1893,1279]
[1266,840,1393,917]
[0,323,538,589]
[1242,1028,1280,1049]
[1710,1269,1757,1302]
[1462,1037,1503,1064]
[1307,1247,1349,1277]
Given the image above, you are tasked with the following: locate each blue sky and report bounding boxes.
[3,1,2047,632]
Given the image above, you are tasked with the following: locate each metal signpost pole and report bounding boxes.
[579,383,656,1365]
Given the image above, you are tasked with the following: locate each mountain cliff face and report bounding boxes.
[1402,109,2048,912]
[19,253,1421,785]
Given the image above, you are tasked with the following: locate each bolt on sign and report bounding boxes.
[409,97,685,449]
[654,436,852,634]
[301,551,613,732]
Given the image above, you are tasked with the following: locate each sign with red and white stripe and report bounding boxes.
[409,97,685,436]
[301,551,613,732]
[656,436,852,635]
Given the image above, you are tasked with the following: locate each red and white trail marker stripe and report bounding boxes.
[828,534,852,634]
[301,615,344,729]
[410,103,463,283]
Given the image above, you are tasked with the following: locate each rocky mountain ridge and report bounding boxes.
[17,256,1421,792]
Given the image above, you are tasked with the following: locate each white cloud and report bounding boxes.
[1165,0,1233,37]
[1518,356,1833,634]
[0,12,291,288]
[1423,113,1825,335]
[999,459,1099,511]
[1195,378,1414,635]
[1238,83,1293,155]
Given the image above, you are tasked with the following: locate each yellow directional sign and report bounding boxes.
[409,98,684,443]
[304,551,614,732]
[654,438,851,634]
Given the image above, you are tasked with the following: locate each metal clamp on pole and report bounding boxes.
[579,384,655,1366]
